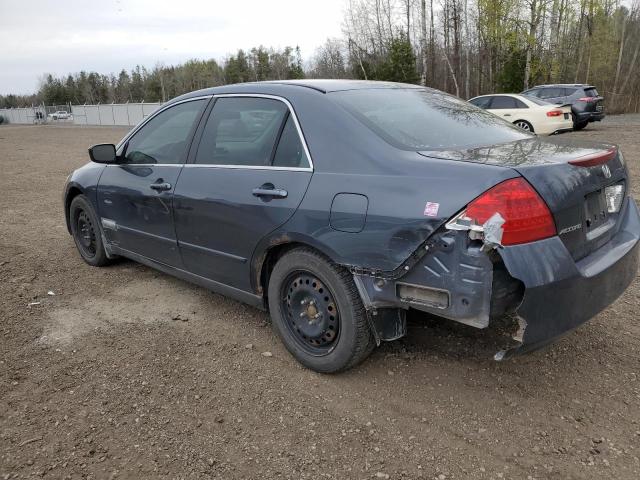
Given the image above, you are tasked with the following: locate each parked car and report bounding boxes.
[63,80,639,372]
[468,93,572,135]
[49,110,71,120]
[521,84,604,130]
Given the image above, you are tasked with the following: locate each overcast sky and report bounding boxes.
[0,0,346,95]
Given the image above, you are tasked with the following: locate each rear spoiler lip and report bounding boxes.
[568,146,617,167]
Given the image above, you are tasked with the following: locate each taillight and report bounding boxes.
[546,110,563,117]
[578,97,596,102]
[465,178,556,245]
[568,147,617,167]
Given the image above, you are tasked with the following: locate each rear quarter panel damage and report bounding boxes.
[274,160,519,275]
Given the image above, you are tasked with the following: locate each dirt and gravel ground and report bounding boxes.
[1,118,639,480]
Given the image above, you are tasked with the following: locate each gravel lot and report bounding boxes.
[1,119,639,479]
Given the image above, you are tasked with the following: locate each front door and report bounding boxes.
[173,96,313,291]
[98,98,209,267]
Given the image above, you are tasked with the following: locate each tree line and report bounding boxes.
[2,0,639,113]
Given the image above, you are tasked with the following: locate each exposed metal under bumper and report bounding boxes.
[352,229,497,336]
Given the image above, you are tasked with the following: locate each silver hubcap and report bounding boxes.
[515,121,531,131]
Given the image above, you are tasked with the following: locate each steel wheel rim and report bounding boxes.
[280,270,340,356]
[76,210,97,258]
[515,121,531,131]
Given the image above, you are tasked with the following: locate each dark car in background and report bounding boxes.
[63,80,639,373]
[521,84,605,130]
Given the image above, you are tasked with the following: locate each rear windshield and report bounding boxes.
[584,87,599,97]
[524,95,552,106]
[330,88,530,150]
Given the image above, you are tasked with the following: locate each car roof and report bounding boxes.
[531,84,595,88]
[171,79,427,103]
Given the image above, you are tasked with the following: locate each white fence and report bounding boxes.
[71,103,161,126]
[0,102,161,126]
[0,106,44,124]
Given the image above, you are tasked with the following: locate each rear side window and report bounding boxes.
[272,115,310,168]
[469,97,492,109]
[538,88,565,99]
[331,88,530,150]
[195,97,288,166]
[564,88,579,96]
[522,89,540,97]
[491,96,528,109]
[490,96,520,109]
[584,87,599,97]
[124,99,207,164]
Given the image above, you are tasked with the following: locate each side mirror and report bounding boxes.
[88,144,117,163]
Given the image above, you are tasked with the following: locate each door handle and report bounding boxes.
[503,113,511,117]
[150,182,172,192]
[252,183,288,199]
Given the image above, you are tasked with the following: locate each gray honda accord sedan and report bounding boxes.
[63,80,640,372]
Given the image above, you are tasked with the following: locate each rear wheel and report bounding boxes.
[513,120,534,133]
[572,113,588,130]
[69,194,111,267]
[267,248,376,373]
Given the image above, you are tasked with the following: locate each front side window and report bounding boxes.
[331,88,529,150]
[195,97,288,166]
[124,99,206,164]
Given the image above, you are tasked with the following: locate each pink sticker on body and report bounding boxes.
[423,202,440,217]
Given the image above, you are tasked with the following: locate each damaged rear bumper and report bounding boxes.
[496,196,640,358]
[352,197,640,357]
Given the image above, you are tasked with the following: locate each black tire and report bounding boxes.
[267,247,376,373]
[571,113,588,130]
[513,120,534,133]
[69,194,111,267]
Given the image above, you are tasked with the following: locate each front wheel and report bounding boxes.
[69,194,112,267]
[513,120,534,133]
[267,248,376,373]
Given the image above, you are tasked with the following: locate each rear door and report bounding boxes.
[98,98,209,266]
[173,95,313,291]
[487,95,524,121]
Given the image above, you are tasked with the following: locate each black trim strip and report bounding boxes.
[177,240,247,263]
[116,223,178,245]
[117,224,177,245]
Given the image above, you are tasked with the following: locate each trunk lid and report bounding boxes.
[419,137,628,259]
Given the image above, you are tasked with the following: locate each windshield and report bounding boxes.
[330,88,530,150]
